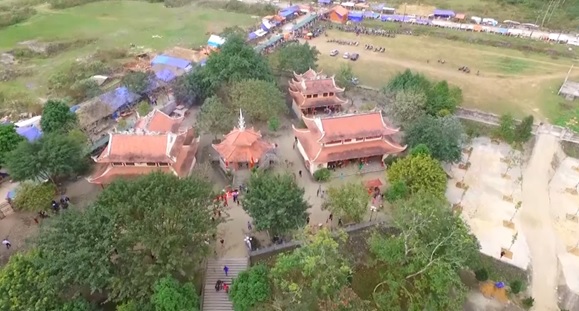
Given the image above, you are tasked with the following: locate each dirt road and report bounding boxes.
[520,133,560,311]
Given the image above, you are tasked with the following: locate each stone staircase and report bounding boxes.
[201,257,249,311]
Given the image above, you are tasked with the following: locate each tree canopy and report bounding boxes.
[325,181,369,223]
[335,64,355,91]
[387,153,447,197]
[203,34,274,94]
[404,115,465,163]
[388,90,427,127]
[5,132,84,182]
[495,114,534,145]
[229,264,271,311]
[0,123,24,164]
[172,69,208,107]
[151,276,199,311]
[12,181,56,212]
[36,173,217,303]
[40,99,77,133]
[196,96,235,136]
[370,192,480,311]
[271,229,352,310]
[122,71,151,95]
[270,42,319,74]
[243,172,309,236]
[228,79,287,123]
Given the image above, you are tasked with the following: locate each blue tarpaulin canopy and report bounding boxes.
[207,35,226,47]
[151,55,191,69]
[16,125,42,142]
[348,11,364,22]
[100,87,140,113]
[279,5,299,17]
[433,9,455,17]
[154,68,176,82]
[363,11,379,18]
[318,0,331,3]
[248,32,258,40]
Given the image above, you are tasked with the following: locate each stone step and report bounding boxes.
[202,257,249,311]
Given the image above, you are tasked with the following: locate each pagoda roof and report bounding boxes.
[301,112,400,143]
[289,90,347,109]
[212,127,274,163]
[134,109,183,133]
[293,68,325,81]
[289,77,344,95]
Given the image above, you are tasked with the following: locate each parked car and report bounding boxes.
[330,49,339,57]
[350,53,359,61]
[342,52,350,59]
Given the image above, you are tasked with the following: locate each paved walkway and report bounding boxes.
[520,133,560,311]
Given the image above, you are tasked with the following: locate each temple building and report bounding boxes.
[212,111,275,172]
[87,109,199,186]
[289,68,348,118]
[292,111,406,175]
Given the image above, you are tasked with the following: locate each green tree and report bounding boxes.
[409,144,431,157]
[229,264,271,311]
[196,96,235,136]
[385,180,408,203]
[270,42,319,74]
[59,298,98,311]
[0,123,24,164]
[325,181,369,223]
[12,181,55,212]
[0,251,60,311]
[69,79,102,102]
[388,90,427,126]
[387,154,447,197]
[136,101,151,117]
[514,115,534,143]
[425,80,462,116]
[243,172,309,236]
[495,114,516,143]
[319,287,374,311]
[405,115,465,163]
[203,34,274,94]
[385,69,431,94]
[122,71,150,95]
[172,69,208,107]
[151,276,199,311]
[40,99,77,133]
[335,64,355,92]
[36,173,217,303]
[5,133,84,183]
[271,229,352,309]
[370,192,480,311]
[228,79,287,122]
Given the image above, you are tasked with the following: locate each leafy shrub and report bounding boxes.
[13,182,56,212]
[268,116,280,132]
[383,155,399,167]
[409,144,431,157]
[0,7,36,28]
[494,114,515,142]
[474,268,489,281]
[521,296,534,309]
[509,279,524,294]
[313,168,331,182]
[229,264,271,311]
[385,180,408,203]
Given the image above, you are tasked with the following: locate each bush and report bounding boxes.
[13,182,56,212]
[267,116,280,132]
[494,114,515,143]
[313,168,331,182]
[521,296,534,309]
[509,279,524,294]
[385,180,408,203]
[383,155,399,167]
[474,268,489,282]
[229,264,271,311]
[409,144,430,157]
[0,7,36,28]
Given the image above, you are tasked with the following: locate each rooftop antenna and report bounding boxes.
[238,109,245,131]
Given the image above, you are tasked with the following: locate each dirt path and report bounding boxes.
[520,133,560,311]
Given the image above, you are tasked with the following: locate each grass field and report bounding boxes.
[310,30,579,124]
[0,1,256,97]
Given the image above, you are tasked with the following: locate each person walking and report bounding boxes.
[317,185,321,197]
[224,265,229,276]
[247,221,252,231]
[2,239,11,250]
[220,239,225,248]
[298,170,302,178]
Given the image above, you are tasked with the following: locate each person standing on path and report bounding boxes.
[299,170,302,178]
[2,239,11,249]
[220,239,224,248]
[224,265,229,276]
[247,221,252,231]
[317,185,321,197]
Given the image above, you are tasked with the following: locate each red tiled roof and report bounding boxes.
[87,164,174,185]
[212,127,274,163]
[289,78,344,95]
[134,109,183,133]
[293,68,323,81]
[97,134,170,163]
[302,112,400,143]
[289,91,347,109]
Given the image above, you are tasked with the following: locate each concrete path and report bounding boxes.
[519,133,560,311]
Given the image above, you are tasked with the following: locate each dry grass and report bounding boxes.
[311,30,579,120]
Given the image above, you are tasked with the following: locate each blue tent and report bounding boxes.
[433,9,455,18]
[248,32,258,40]
[348,11,364,23]
[155,68,176,82]
[151,55,191,69]
[279,5,299,18]
[16,125,42,142]
[99,87,140,115]
[318,0,331,4]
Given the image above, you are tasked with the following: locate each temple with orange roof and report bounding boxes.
[212,111,275,172]
[289,68,348,119]
[292,111,406,175]
[87,109,199,186]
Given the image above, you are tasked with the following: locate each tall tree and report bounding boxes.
[325,181,369,223]
[405,115,465,163]
[36,173,217,303]
[495,114,516,143]
[228,79,287,122]
[514,115,534,143]
[387,153,447,198]
[388,90,427,127]
[385,69,431,94]
[196,96,235,136]
[203,34,274,93]
[0,251,60,311]
[5,133,84,182]
[0,123,24,164]
[370,192,479,311]
[271,229,352,309]
[229,264,271,311]
[173,69,208,107]
[122,71,151,95]
[151,276,199,311]
[270,42,319,74]
[335,64,355,92]
[12,181,56,212]
[425,80,462,116]
[40,99,77,134]
[243,172,309,236]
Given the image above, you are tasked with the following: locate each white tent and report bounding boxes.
[341,2,355,7]
[207,35,226,48]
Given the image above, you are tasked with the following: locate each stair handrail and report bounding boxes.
[199,257,208,311]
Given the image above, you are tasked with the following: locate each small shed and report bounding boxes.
[329,5,348,23]
[348,11,364,22]
[559,80,579,101]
